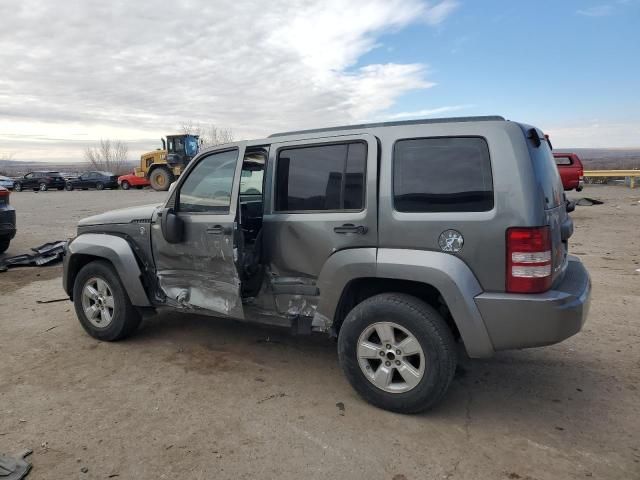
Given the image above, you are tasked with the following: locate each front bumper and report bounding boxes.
[475,256,590,351]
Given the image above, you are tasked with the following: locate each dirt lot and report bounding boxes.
[1,187,638,479]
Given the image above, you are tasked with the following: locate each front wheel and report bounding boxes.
[14,183,22,192]
[120,180,130,190]
[65,183,74,191]
[39,182,48,192]
[73,260,142,341]
[149,168,174,191]
[337,293,456,414]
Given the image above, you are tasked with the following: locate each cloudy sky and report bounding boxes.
[1,0,639,162]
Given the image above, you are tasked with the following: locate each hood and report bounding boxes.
[78,204,160,226]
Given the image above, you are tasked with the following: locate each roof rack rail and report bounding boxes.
[269,115,505,138]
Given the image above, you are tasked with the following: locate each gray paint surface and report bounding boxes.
[62,116,591,358]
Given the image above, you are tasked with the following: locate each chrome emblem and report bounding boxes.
[439,230,463,253]
[139,226,146,235]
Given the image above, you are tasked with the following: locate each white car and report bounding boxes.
[0,175,15,190]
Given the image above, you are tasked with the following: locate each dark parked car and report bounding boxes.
[14,171,66,192]
[0,175,15,190]
[65,171,118,191]
[0,187,16,253]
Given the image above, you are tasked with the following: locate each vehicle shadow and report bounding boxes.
[132,310,610,430]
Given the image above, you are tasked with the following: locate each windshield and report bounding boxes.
[185,136,199,156]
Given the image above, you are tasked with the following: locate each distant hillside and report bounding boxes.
[554,148,640,170]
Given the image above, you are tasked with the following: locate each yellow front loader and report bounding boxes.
[135,134,200,191]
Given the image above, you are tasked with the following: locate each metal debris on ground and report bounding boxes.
[0,449,33,479]
[0,241,66,272]
[575,197,604,206]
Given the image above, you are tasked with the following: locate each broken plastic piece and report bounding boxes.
[575,197,604,206]
[0,449,33,479]
[0,241,66,272]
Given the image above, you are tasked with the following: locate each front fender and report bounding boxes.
[63,233,151,306]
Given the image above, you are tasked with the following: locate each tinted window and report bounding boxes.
[275,142,366,212]
[528,140,563,209]
[393,137,493,212]
[178,149,238,213]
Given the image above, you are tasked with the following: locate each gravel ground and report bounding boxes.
[0,186,638,479]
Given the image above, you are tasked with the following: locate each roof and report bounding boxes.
[269,115,506,138]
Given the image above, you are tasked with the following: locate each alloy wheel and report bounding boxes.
[357,321,426,393]
[81,277,116,328]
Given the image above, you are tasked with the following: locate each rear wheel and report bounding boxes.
[73,260,142,341]
[65,183,74,191]
[39,182,48,192]
[96,182,104,190]
[338,293,456,414]
[0,237,10,254]
[149,167,174,191]
[121,180,130,190]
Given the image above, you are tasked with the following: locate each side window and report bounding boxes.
[393,137,493,213]
[178,149,238,213]
[25,173,33,179]
[275,142,366,212]
[554,156,572,165]
[240,153,265,195]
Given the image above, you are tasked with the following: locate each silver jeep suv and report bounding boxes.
[63,116,590,413]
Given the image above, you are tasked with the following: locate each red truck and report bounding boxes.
[553,152,584,191]
[117,172,151,190]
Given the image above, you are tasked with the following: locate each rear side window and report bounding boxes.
[275,142,366,212]
[528,141,563,209]
[393,137,493,213]
[554,155,572,165]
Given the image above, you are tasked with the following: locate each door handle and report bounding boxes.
[333,224,368,235]
[206,225,229,235]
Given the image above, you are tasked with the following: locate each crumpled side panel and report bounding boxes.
[157,270,244,319]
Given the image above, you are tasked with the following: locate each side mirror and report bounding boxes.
[160,208,184,243]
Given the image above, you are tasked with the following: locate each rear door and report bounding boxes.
[152,143,247,318]
[262,134,377,312]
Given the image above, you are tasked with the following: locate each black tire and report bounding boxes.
[0,237,10,254]
[337,293,456,414]
[121,181,130,190]
[72,260,142,341]
[39,182,48,192]
[65,183,74,191]
[96,182,104,190]
[136,185,144,190]
[149,167,174,191]
[14,183,22,192]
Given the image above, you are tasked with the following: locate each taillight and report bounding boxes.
[506,226,552,293]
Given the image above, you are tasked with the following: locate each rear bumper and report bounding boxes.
[475,256,590,351]
[0,208,16,239]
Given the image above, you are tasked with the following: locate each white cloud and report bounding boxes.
[0,0,458,162]
[577,5,614,16]
[382,104,473,120]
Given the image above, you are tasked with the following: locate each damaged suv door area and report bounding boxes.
[151,144,247,318]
